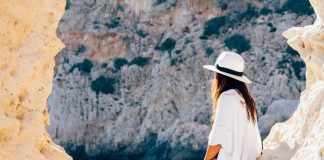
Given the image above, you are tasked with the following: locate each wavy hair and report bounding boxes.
[210,72,257,125]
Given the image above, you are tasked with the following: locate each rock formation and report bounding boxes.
[47,0,314,159]
[0,0,71,159]
[261,0,324,159]
[258,99,299,138]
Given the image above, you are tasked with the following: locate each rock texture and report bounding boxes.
[261,0,324,159]
[47,0,314,159]
[0,0,71,159]
[258,99,299,138]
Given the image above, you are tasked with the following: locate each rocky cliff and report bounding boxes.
[0,0,71,159]
[46,0,314,159]
[261,0,324,159]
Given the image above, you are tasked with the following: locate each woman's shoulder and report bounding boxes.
[219,89,245,104]
[220,89,242,98]
[222,89,238,95]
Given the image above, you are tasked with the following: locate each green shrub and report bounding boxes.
[184,38,192,44]
[202,16,226,37]
[90,75,118,95]
[154,0,166,5]
[260,7,272,15]
[106,17,120,29]
[114,58,128,70]
[64,144,86,160]
[278,0,313,15]
[116,4,124,11]
[286,46,299,56]
[101,63,108,68]
[129,56,150,67]
[261,106,267,115]
[270,27,276,32]
[107,67,118,73]
[224,34,251,53]
[93,21,100,29]
[277,59,289,68]
[265,23,276,32]
[218,2,227,10]
[292,61,305,80]
[65,0,71,10]
[170,58,177,66]
[205,47,214,56]
[175,50,181,54]
[75,44,86,55]
[170,57,184,66]
[155,38,176,53]
[239,3,258,21]
[136,29,148,38]
[69,59,93,74]
[199,35,208,40]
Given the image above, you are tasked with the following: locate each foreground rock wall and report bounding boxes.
[0,0,71,159]
[261,0,324,159]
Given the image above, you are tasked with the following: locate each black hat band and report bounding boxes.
[216,64,243,76]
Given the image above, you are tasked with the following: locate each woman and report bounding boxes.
[202,51,262,160]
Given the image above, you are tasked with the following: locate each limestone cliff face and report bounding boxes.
[261,0,324,159]
[0,0,71,159]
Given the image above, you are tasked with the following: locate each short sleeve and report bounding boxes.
[208,94,234,154]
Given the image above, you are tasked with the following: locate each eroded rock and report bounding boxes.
[0,0,71,159]
[261,0,324,159]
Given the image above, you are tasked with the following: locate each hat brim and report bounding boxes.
[202,65,251,84]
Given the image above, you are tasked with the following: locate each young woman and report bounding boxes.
[202,51,262,160]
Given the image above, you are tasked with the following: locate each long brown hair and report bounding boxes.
[210,72,257,125]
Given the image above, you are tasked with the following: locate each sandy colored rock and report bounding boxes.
[261,0,324,159]
[0,0,71,159]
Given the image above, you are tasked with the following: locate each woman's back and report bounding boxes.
[208,89,262,160]
[203,51,262,160]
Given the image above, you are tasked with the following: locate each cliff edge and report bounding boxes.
[261,0,324,159]
[0,0,71,159]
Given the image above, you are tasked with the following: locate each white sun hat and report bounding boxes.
[202,51,251,84]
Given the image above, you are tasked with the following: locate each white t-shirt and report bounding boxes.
[208,89,262,160]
